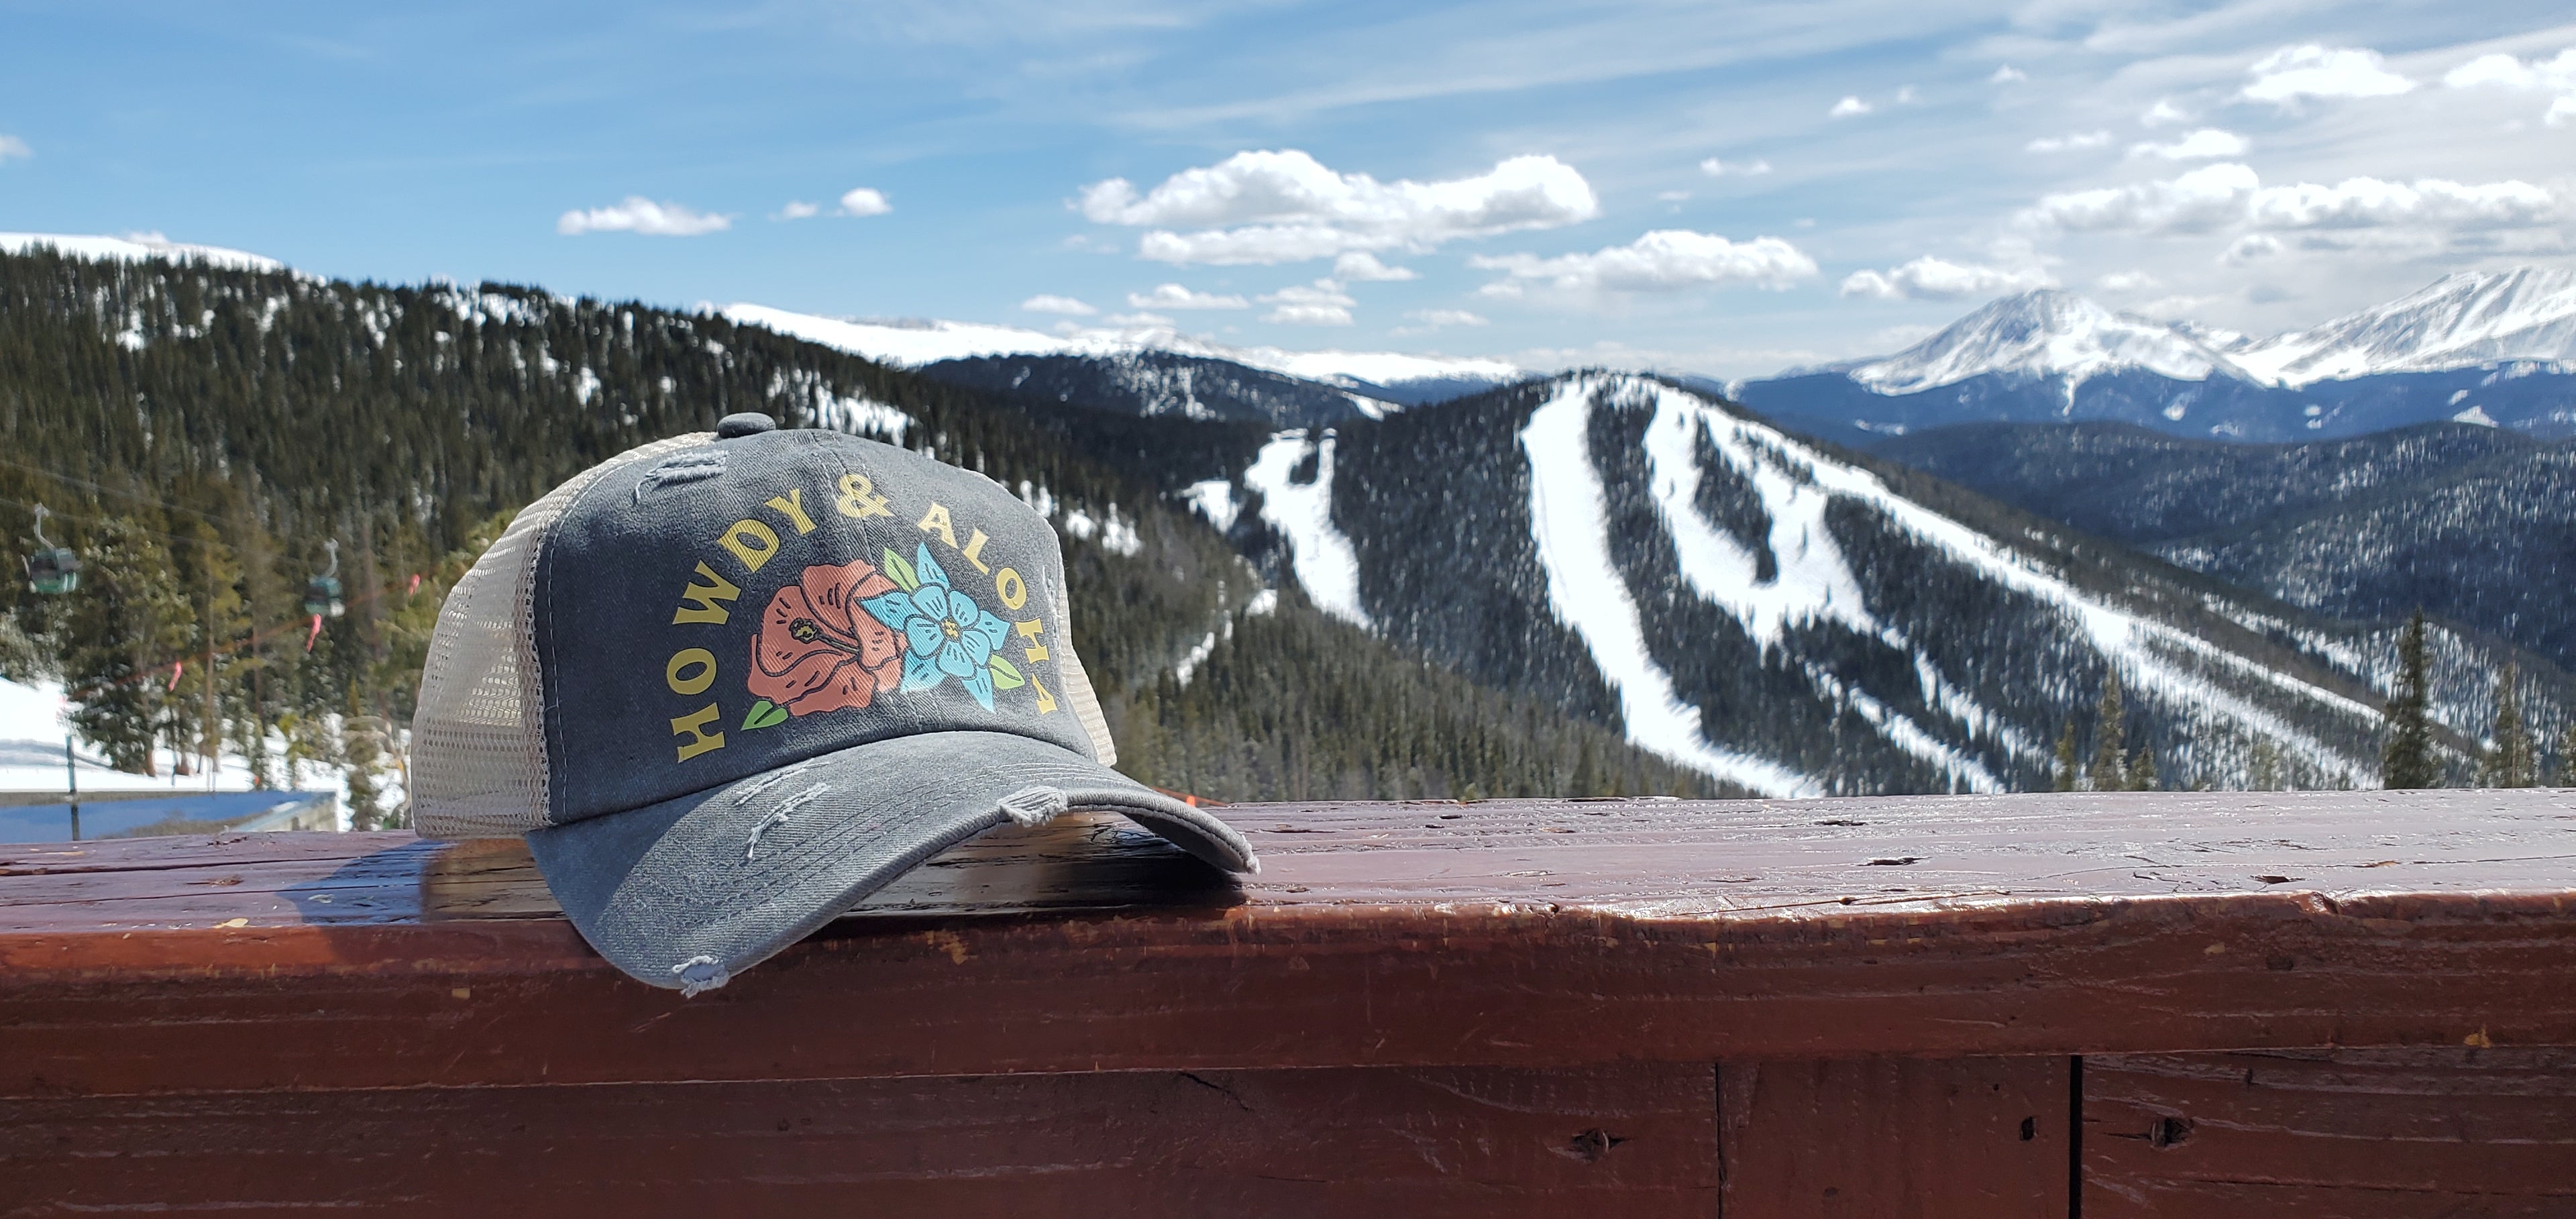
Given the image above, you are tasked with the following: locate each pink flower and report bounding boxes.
[748,560,903,717]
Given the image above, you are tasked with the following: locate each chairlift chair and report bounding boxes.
[303,540,345,619]
[22,505,80,596]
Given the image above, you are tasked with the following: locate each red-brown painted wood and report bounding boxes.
[3,790,2573,1095]
[1719,1057,2070,1219]
[0,1063,1717,1218]
[2082,1048,2576,1216]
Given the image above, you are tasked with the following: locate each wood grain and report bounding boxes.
[1720,1057,2070,1219]
[3,790,2573,1095]
[0,1063,1717,1218]
[2083,1048,2576,1217]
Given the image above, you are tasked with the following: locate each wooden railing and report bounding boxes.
[4,788,2573,1215]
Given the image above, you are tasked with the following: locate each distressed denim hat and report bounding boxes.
[408,413,1256,993]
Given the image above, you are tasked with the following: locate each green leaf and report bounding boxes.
[988,656,1025,689]
[882,547,920,593]
[742,699,789,731]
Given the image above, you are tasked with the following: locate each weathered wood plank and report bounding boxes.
[2082,1048,2576,1217]
[2,791,2573,1095]
[0,1063,1718,1218]
[1720,1057,2068,1219]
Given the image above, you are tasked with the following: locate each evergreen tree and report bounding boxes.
[2087,670,2127,792]
[2125,745,2158,792]
[2249,735,2283,792]
[2481,661,2536,788]
[2381,610,2438,790]
[2052,717,2080,792]
[2555,721,2576,787]
[60,518,198,774]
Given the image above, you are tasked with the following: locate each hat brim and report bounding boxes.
[526,729,1256,993]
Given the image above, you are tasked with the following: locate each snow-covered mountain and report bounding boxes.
[1743,268,2576,444]
[2228,267,2576,385]
[722,301,1525,418]
[1,231,282,273]
[1841,290,2259,394]
[1186,372,2520,795]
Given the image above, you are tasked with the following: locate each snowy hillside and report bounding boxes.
[1202,373,2437,796]
[721,301,1523,411]
[0,231,282,273]
[2229,268,2576,385]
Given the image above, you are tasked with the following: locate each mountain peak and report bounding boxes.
[1847,288,2250,396]
[2229,265,2576,385]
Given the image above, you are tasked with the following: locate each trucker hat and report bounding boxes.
[408,413,1256,994]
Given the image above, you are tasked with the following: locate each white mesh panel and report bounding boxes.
[1051,576,1118,767]
[409,433,712,838]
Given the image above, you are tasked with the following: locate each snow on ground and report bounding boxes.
[1521,383,1821,797]
[1183,479,1240,532]
[0,231,282,273]
[1243,431,1371,629]
[0,676,259,794]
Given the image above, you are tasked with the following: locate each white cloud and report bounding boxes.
[2017,162,2260,233]
[1259,280,1356,325]
[556,197,732,237]
[1839,256,2053,301]
[2221,233,2284,264]
[1332,251,1417,280]
[1020,294,1096,316]
[1405,308,1488,327]
[2443,48,2576,127]
[0,136,29,163]
[2140,99,2190,127]
[1828,95,1872,117]
[1102,311,1174,327]
[2239,45,2414,106]
[1472,229,1817,298]
[776,201,820,220]
[1990,66,2027,84]
[2025,131,2110,154]
[1127,282,1248,310]
[2245,176,2557,230]
[1079,150,1599,266]
[837,187,892,217]
[1895,85,1919,104]
[1699,157,1773,176]
[2096,270,2159,293]
[1656,189,1691,202]
[2128,128,2249,160]
[2019,164,2559,239]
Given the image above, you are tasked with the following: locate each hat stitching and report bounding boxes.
[743,782,833,862]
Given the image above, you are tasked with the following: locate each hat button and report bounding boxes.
[715,412,777,439]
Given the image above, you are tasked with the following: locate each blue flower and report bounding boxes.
[860,543,1012,710]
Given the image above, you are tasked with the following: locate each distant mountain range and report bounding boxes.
[1742,270,2576,445]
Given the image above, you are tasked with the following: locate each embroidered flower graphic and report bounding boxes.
[862,543,1018,711]
[745,558,904,726]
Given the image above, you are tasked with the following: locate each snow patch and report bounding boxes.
[1,231,283,273]
[1184,479,1240,532]
[1244,430,1371,628]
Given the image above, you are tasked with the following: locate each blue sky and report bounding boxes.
[5,1,2573,376]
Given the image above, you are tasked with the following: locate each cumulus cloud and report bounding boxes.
[2026,131,2111,154]
[1990,66,2027,84]
[1260,280,1356,325]
[1405,309,1488,327]
[2239,45,2414,106]
[2140,99,2189,127]
[2444,48,2576,126]
[2019,163,2559,237]
[1102,311,1173,327]
[2017,162,2260,233]
[1472,229,1817,298]
[1828,95,1872,117]
[1839,256,2053,301]
[1127,283,1248,310]
[2129,129,2249,160]
[2222,233,2284,264]
[1332,252,1417,280]
[837,187,892,217]
[1699,157,1773,176]
[557,197,732,237]
[1020,294,1096,316]
[0,135,29,163]
[1895,85,1919,104]
[2245,176,2556,229]
[1079,150,1599,266]
[775,200,821,220]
